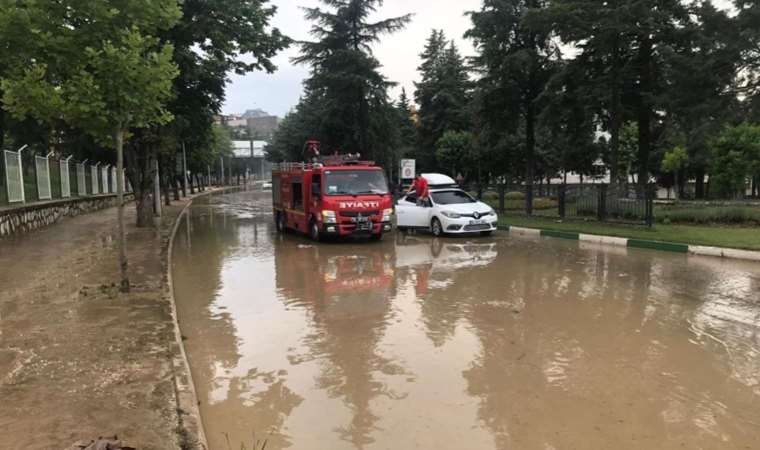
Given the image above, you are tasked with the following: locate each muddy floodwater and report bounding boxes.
[172,190,760,450]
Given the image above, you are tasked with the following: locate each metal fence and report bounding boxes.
[35,155,52,200]
[483,183,656,227]
[76,163,86,196]
[91,165,100,195]
[0,146,127,207]
[3,149,25,203]
[60,159,71,198]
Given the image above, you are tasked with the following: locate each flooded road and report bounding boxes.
[172,190,760,450]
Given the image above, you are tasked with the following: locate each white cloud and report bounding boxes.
[222,0,737,117]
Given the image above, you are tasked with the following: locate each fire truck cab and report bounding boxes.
[272,154,394,241]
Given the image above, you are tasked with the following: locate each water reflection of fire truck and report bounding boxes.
[274,239,397,319]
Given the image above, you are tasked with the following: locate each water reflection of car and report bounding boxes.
[396,174,498,237]
[394,234,499,272]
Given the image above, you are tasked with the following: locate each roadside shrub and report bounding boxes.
[482,191,499,202]
[656,205,760,225]
[505,191,525,200]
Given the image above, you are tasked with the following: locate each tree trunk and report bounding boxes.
[162,159,171,207]
[180,166,187,198]
[636,35,653,199]
[172,173,180,201]
[525,104,535,215]
[115,127,130,293]
[610,40,622,186]
[125,136,156,228]
[153,158,162,217]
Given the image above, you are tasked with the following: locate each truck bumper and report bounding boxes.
[322,221,392,237]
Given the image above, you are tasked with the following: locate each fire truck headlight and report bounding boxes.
[322,210,337,224]
[382,208,394,222]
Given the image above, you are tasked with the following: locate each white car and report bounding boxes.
[395,174,498,236]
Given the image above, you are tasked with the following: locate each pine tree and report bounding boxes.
[467,0,561,214]
[414,31,470,172]
[292,0,411,161]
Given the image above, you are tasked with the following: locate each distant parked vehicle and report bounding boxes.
[396,173,498,237]
[262,181,273,191]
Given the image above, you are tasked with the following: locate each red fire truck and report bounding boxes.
[272,145,394,241]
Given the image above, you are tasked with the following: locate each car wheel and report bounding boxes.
[309,220,322,242]
[431,218,443,237]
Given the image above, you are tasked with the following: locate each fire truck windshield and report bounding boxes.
[324,170,389,196]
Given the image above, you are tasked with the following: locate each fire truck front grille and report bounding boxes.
[340,211,380,218]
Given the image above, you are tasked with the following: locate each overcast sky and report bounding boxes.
[222,0,735,117]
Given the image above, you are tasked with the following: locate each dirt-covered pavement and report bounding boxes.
[0,193,208,450]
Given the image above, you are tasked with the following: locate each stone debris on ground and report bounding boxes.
[65,436,136,450]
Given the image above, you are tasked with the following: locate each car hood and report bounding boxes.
[437,202,492,214]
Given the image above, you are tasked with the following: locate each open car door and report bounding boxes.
[396,193,432,228]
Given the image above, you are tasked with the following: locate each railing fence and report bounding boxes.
[3,149,25,203]
[91,165,100,195]
[35,155,52,200]
[76,163,87,196]
[60,159,71,198]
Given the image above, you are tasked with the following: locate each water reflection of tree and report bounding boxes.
[174,198,306,449]
[441,239,759,448]
[275,239,408,448]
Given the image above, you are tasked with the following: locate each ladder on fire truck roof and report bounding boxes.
[272,141,375,172]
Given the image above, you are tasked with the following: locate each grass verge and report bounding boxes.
[499,214,760,251]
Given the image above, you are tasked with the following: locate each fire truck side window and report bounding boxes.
[292,180,303,210]
[311,175,322,198]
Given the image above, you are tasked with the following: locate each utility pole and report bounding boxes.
[220,157,225,186]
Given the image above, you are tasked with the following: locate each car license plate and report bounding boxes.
[357,221,372,231]
[470,219,487,225]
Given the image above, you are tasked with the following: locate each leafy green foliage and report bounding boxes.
[284,0,411,162]
[661,146,688,174]
[709,123,760,197]
[414,31,470,171]
[467,0,561,212]
[436,130,475,177]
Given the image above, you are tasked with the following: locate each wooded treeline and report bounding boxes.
[0,0,289,289]
[269,0,760,206]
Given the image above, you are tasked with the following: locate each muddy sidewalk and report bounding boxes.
[0,192,211,450]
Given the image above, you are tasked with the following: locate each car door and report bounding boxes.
[396,193,431,228]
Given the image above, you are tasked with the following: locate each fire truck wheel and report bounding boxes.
[309,220,322,242]
[431,218,443,237]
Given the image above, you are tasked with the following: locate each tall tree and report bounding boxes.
[532,0,636,186]
[662,1,742,198]
[2,2,181,291]
[292,0,411,160]
[133,0,290,222]
[415,31,470,171]
[467,0,561,214]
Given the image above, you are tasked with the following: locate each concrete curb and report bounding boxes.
[497,224,760,262]
[165,186,244,450]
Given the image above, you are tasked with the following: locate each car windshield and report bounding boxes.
[324,170,389,196]
[431,190,477,205]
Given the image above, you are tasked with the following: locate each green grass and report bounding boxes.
[499,214,760,251]
[656,204,760,225]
